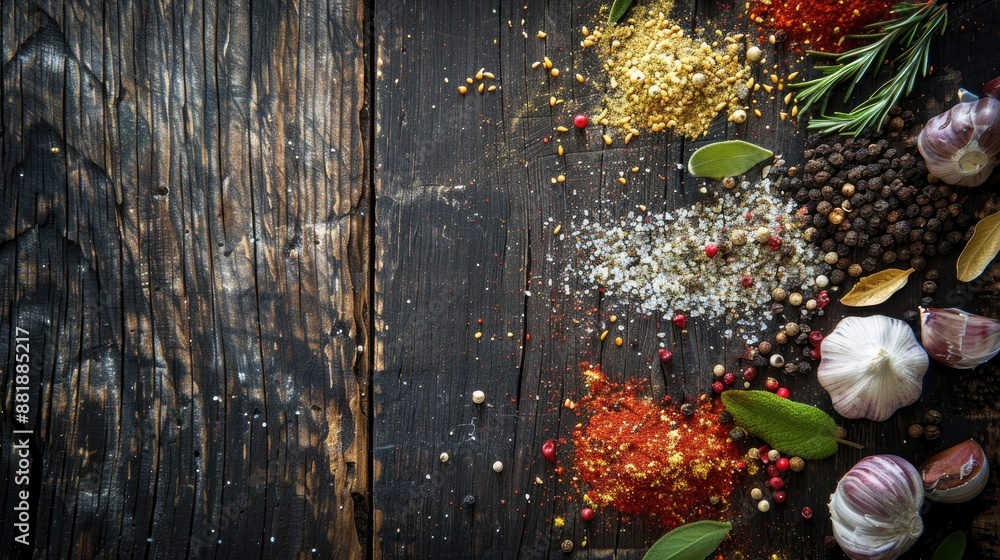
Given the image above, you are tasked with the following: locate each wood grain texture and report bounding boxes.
[372,0,1000,559]
[1,0,369,558]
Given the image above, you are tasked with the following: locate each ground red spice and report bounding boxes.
[746,0,894,53]
[573,367,742,529]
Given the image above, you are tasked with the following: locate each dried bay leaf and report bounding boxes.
[721,390,860,459]
[931,531,966,560]
[608,0,634,23]
[840,268,915,307]
[957,209,1000,282]
[642,520,732,560]
[687,140,773,179]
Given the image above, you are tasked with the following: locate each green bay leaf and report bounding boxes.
[957,209,1000,282]
[687,140,773,179]
[608,0,634,23]
[840,267,914,307]
[720,390,853,459]
[931,531,966,560]
[643,520,731,560]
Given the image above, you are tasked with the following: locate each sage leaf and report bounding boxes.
[721,390,860,459]
[840,268,915,307]
[957,209,1000,282]
[608,0,634,23]
[687,140,773,179]
[643,520,731,560]
[931,531,966,560]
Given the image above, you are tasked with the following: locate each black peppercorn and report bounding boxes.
[902,309,919,321]
[907,424,924,438]
[829,269,846,284]
[924,425,941,440]
[925,269,939,281]
[562,540,574,553]
[922,281,937,294]
[861,257,878,272]
[681,403,696,417]
[797,362,811,375]
[924,409,942,424]
[463,495,476,506]
[730,427,747,441]
[719,410,734,423]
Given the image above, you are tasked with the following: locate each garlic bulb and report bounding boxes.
[830,455,924,560]
[817,316,928,421]
[917,96,1000,187]
[920,307,1000,369]
[921,439,989,503]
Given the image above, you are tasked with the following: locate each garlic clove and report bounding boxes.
[919,307,1000,369]
[818,315,928,422]
[921,439,989,503]
[917,96,1000,187]
[829,455,924,560]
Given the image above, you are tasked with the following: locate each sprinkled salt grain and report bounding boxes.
[573,178,824,329]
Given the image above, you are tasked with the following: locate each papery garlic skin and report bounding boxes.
[921,439,990,503]
[920,307,1000,369]
[818,316,928,421]
[918,97,1000,187]
[830,455,924,560]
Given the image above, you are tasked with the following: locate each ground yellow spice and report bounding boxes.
[587,2,751,139]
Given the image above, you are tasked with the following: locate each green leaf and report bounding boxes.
[720,390,860,459]
[932,531,966,560]
[957,209,1000,282]
[608,0,634,24]
[643,520,731,560]
[687,140,773,179]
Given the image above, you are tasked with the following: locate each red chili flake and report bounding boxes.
[758,445,771,464]
[573,114,589,129]
[542,439,557,463]
[573,366,741,529]
[704,242,719,258]
[658,348,673,363]
[746,0,894,53]
[672,314,688,329]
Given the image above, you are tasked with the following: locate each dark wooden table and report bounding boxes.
[1,0,999,558]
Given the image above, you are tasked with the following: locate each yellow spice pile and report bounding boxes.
[586,4,750,139]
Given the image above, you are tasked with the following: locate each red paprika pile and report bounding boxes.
[746,0,894,53]
[573,367,742,528]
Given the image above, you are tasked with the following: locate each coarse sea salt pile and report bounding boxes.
[572,178,825,333]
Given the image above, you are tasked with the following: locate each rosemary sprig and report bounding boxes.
[789,1,948,136]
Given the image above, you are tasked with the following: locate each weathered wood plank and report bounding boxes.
[1,0,368,558]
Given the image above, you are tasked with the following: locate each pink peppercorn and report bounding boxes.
[723,372,736,386]
[769,477,785,490]
[809,348,821,361]
[541,439,557,463]
[776,387,790,399]
[658,348,673,363]
[767,464,780,478]
[801,506,813,519]
[573,114,589,129]
[580,507,595,521]
[742,366,757,382]
[712,381,725,394]
[808,330,824,347]
[773,491,787,504]
[776,457,790,471]
[740,276,754,287]
[767,236,782,251]
[704,242,719,258]
[673,314,688,329]
[765,377,779,392]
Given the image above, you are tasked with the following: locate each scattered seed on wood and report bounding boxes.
[466,77,474,84]
[553,224,562,235]
[557,145,564,156]
[458,86,468,95]
[787,71,799,81]
[477,83,485,93]
[543,57,553,69]
[537,31,547,38]
[557,174,566,183]
[603,134,613,145]
[476,68,484,80]
[472,390,486,404]
[614,336,624,346]
[483,71,495,79]
[784,92,793,105]
[556,125,569,132]
[550,68,559,77]
[754,108,763,117]
[575,73,585,83]
[600,330,609,341]
[531,61,541,69]
[618,177,627,185]
[487,85,497,92]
